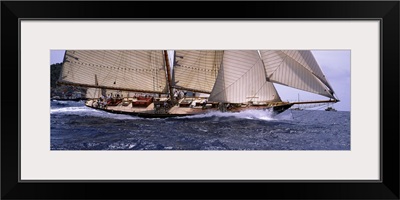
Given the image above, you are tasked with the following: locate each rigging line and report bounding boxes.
[210,53,263,98]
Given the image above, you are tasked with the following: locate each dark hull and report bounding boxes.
[85,105,193,118]
[272,103,294,115]
[85,103,294,119]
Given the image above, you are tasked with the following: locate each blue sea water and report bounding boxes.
[50,100,350,150]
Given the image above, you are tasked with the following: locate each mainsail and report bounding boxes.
[173,50,224,93]
[209,50,281,103]
[259,50,336,99]
[58,50,168,94]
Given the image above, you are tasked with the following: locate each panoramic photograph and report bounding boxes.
[50,50,350,150]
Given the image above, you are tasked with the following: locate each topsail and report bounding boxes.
[173,50,223,93]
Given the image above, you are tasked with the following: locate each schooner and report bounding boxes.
[56,50,339,118]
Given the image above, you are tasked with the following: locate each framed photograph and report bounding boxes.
[2,1,399,199]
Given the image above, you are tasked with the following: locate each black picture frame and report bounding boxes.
[2,1,399,199]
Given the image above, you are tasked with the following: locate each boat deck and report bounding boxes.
[86,99,155,113]
[85,98,294,117]
[85,98,216,115]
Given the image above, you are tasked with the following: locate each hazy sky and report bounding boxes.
[51,50,350,111]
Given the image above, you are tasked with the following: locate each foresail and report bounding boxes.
[209,50,281,104]
[259,50,336,99]
[59,50,168,94]
[173,50,223,93]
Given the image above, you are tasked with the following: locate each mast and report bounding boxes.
[164,50,174,104]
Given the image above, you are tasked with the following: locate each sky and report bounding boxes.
[51,50,350,111]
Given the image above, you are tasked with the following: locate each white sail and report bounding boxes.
[59,50,168,94]
[173,50,223,93]
[209,50,281,104]
[259,50,336,99]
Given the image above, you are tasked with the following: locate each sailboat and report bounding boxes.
[56,50,339,118]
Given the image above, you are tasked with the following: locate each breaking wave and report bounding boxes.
[177,109,283,121]
[50,104,139,120]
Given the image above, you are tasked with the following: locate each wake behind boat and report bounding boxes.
[56,50,339,118]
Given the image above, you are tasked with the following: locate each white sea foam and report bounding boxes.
[50,106,94,114]
[50,105,139,120]
[178,109,278,121]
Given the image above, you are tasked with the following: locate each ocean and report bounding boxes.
[50,100,350,150]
